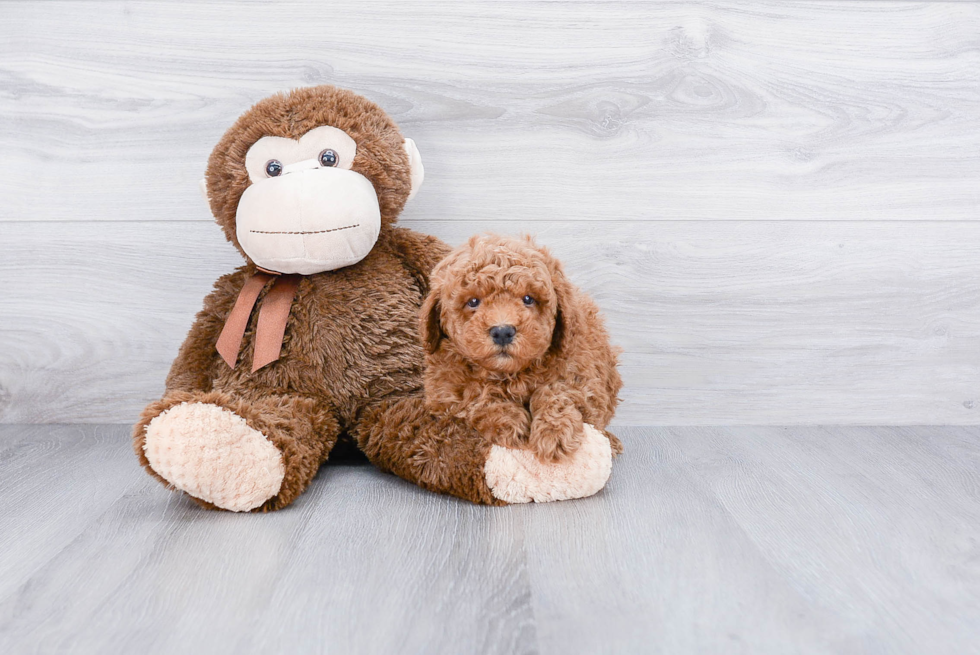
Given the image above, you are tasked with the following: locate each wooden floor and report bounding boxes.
[1,426,977,654]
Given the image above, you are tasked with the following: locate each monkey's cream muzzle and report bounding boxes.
[235,161,382,276]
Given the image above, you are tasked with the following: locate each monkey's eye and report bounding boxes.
[466,298,480,309]
[265,160,283,177]
[318,149,339,167]
[523,295,535,306]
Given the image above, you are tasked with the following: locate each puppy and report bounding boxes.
[420,234,623,463]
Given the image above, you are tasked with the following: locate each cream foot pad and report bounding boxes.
[484,423,613,503]
[143,402,285,512]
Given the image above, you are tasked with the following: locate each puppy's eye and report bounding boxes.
[265,160,283,177]
[318,149,339,167]
[466,298,480,309]
[522,295,535,306]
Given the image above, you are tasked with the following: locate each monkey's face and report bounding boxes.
[233,126,421,275]
[204,86,425,275]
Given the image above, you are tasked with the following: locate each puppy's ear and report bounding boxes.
[548,268,577,356]
[419,291,444,354]
[550,303,566,353]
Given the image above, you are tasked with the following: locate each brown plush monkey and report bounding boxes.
[133,86,614,511]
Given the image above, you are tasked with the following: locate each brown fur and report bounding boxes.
[420,234,624,463]
[133,86,506,509]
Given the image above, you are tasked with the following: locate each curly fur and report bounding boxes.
[420,234,624,463]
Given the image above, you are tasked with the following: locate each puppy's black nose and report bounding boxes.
[490,324,517,346]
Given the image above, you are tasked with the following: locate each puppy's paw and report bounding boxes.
[484,423,613,503]
[530,412,584,463]
[474,403,531,450]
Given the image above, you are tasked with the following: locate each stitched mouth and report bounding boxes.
[249,224,360,235]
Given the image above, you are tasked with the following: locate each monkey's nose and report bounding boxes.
[490,324,517,346]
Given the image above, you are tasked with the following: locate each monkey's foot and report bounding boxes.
[143,402,284,512]
[483,423,613,503]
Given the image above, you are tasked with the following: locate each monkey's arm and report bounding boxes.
[164,268,246,393]
[354,387,616,506]
[353,389,506,505]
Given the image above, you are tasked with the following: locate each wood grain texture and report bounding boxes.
[0,1,977,223]
[1,424,978,654]
[674,425,980,654]
[2,219,978,425]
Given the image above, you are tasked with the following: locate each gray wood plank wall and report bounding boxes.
[1,1,978,425]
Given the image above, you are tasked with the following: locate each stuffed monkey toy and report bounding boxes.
[133,86,614,511]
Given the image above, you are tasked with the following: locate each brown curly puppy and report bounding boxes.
[420,234,623,463]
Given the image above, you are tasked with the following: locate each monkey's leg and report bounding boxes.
[352,391,504,505]
[133,390,339,512]
[352,390,615,505]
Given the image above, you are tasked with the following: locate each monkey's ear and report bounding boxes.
[404,138,424,201]
[419,291,443,354]
[199,178,209,204]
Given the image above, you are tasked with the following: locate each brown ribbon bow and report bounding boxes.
[216,272,302,372]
